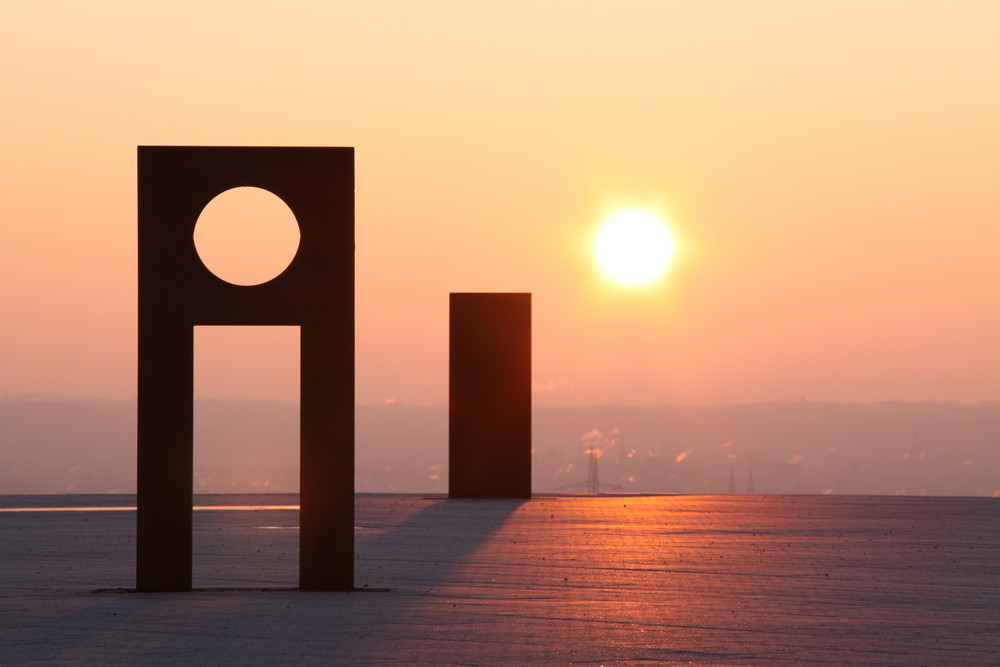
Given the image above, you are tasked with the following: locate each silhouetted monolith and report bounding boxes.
[449,292,531,498]
[137,146,354,591]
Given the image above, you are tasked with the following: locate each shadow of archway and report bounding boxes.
[355,496,527,593]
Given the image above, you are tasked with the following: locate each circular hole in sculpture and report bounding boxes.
[194,186,301,286]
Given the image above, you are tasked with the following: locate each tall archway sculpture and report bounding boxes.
[137,146,354,591]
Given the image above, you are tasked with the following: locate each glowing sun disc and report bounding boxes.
[594,210,675,286]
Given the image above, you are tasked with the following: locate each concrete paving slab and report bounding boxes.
[1,494,998,664]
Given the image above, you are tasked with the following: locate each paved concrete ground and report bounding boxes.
[1,494,998,664]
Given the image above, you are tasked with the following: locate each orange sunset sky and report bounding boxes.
[1,1,998,406]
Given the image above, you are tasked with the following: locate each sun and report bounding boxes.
[593,209,676,286]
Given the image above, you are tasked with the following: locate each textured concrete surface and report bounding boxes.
[1,494,998,664]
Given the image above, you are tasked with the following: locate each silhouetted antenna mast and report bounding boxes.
[557,438,622,494]
[587,446,600,493]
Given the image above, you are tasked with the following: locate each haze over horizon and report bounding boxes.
[3,396,998,497]
[2,2,999,409]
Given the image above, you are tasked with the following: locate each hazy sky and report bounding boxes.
[1,1,998,406]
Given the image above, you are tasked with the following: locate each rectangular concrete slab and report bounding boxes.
[1,494,998,664]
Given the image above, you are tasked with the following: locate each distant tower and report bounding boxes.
[586,447,600,494]
[557,440,622,494]
[727,462,737,494]
[746,463,756,494]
